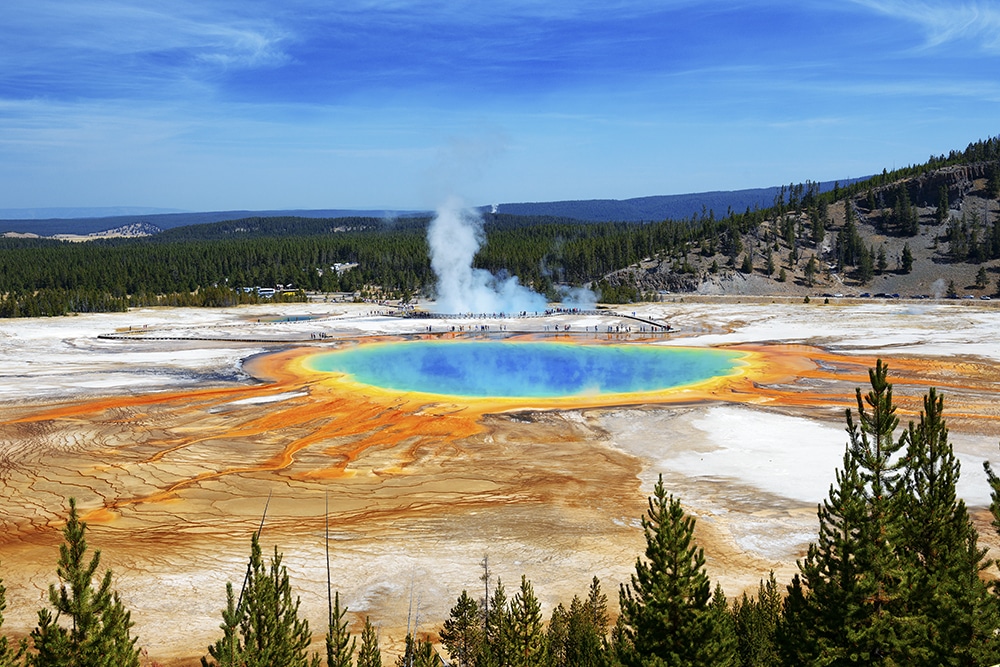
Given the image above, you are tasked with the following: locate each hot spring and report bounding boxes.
[307,341,745,398]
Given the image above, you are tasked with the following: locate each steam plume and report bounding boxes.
[427,198,547,314]
[558,285,599,309]
[931,278,947,299]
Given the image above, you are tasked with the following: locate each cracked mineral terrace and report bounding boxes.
[1,299,999,664]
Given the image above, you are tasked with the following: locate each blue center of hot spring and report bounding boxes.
[308,342,743,398]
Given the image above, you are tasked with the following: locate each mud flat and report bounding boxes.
[1,300,999,664]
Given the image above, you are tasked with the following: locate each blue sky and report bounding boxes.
[2,0,999,212]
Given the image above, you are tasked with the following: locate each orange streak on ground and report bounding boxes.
[3,385,269,424]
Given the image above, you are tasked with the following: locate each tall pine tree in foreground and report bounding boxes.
[28,498,140,667]
[356,616,382,667]
[615,474,737,666]
[900,388,998,665]
[201,583,242,667]
[508,576,545,667]
[781,361,913,665]
[326,591,355,667]
[482,579,510,667]
[783,361,1000,666]
[440,589,481,667]
[202,533,319,667]
[0,569,27,667]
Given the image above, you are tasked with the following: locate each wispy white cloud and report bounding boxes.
[1,1,291,101]
[1,0,998,210]
[851,0,1000,51]
[783,77,1000,105]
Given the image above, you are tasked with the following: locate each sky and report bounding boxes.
[2,0,999,213]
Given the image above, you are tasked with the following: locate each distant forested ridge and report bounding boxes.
[0,182,861,236]
[0,135,997,316]
[0,209,427,237]
[490,177,865,222]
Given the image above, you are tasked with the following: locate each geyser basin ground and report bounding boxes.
[306,341,746,398]
[2,302,1000,665]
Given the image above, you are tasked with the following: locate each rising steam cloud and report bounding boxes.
[558,285,599,309]
[427,198,547,314]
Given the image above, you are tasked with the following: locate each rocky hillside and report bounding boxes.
[602,163,1000,300]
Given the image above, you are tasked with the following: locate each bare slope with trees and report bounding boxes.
[603,154,1000,301]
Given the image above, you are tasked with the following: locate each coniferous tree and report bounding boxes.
[894,185,919,236]
[29,498,140,667]
[812,210,826,248]
[605,614,631,667]
[842,360,912,659]
[204,534,319,667]
[28,610,70,667]
[0,570,27,667]
[617,475,737,666]
[901,243,914,274]
[483,579,510,667]
[989,216,1000,260]
[546,604,570,667]
[508,576,544,667]
[100,594,140,667]
[395,635,414,667]
[782,361,926,665]
[565,594,604,667]
[709,584,738,666]
[976,266,989,289]
[355,617,382,667]
[986,163,1000,199]
[732,573,781,667]
[856,244,875,284]
[415,641,437,667]
[804,256,818,286]
[778,446,867,665]
[440,590,481,667]
[936,186,949,224]
[546,579,607,667]
[584,577,608,638]
[202,583,243,667]
[326,591,355,667]
[395,634,437,667]
[901,388,999,664]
